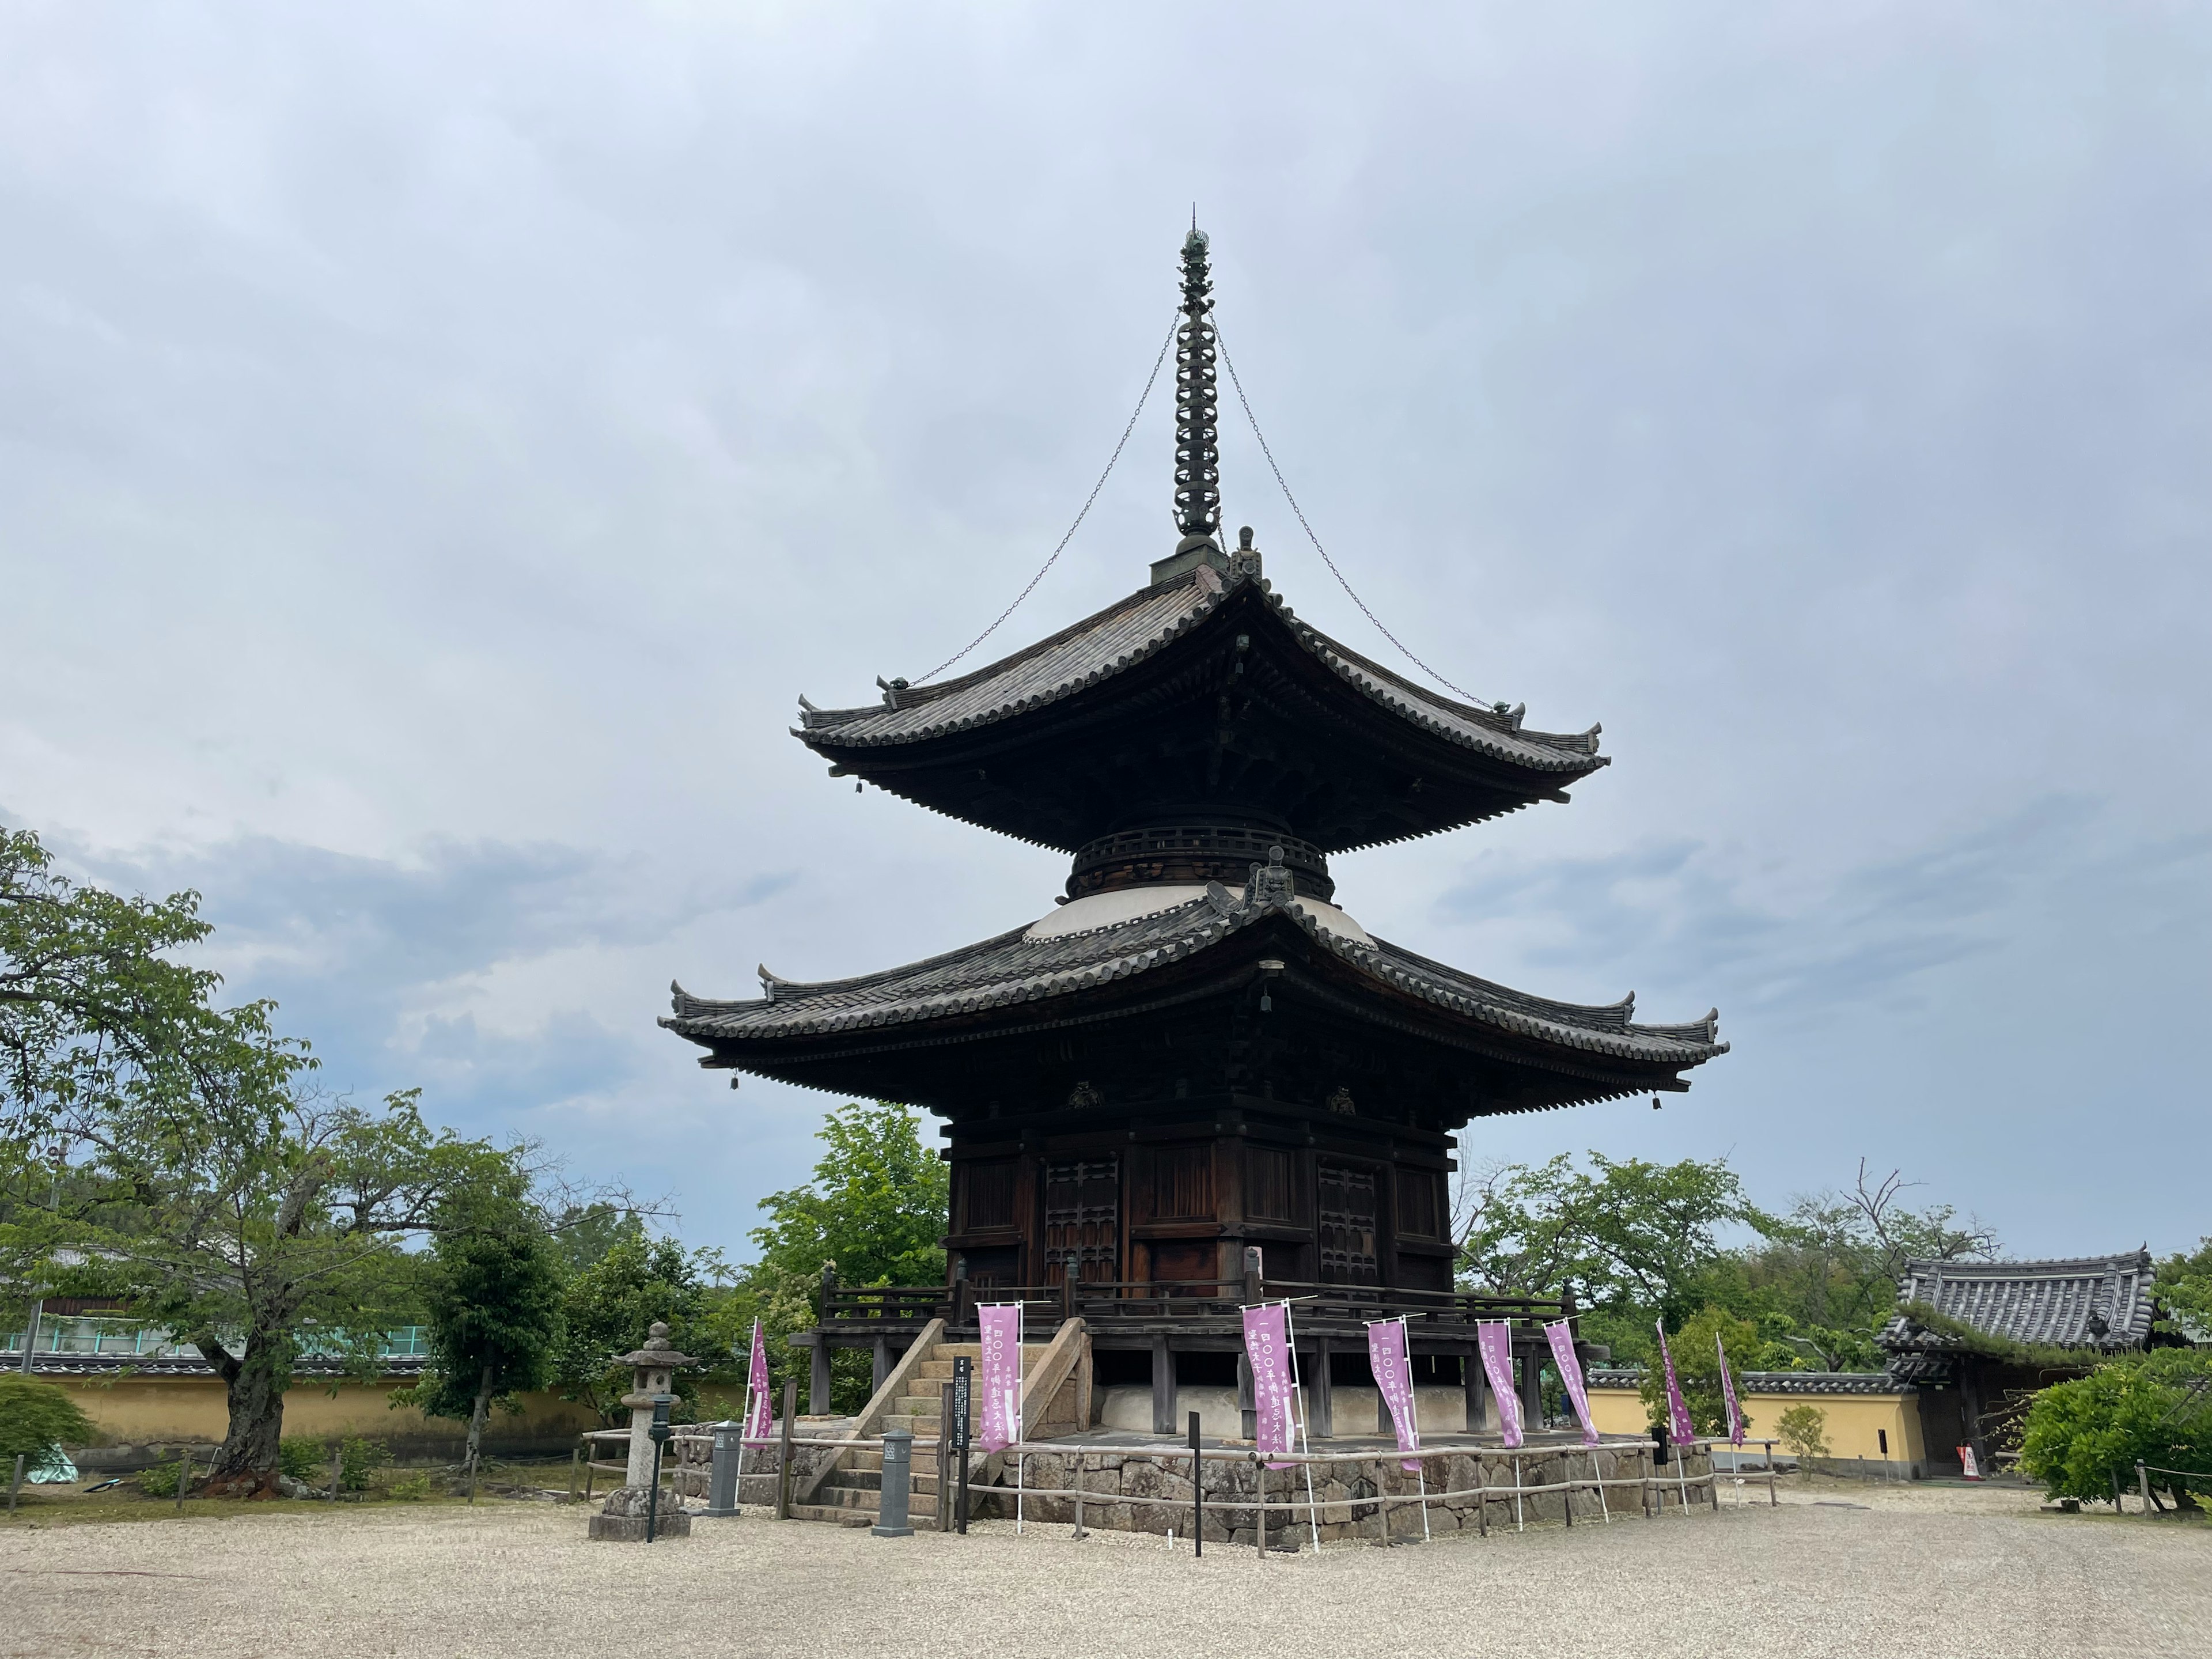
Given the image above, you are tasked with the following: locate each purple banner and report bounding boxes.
[1543,1320,1600,1448]
[1656,1321,1696,1445]
[1242,1303,1298,1467]
[1717,1335,1745,1446]
[741,1317,774,1446]
[1366,1319,1422,1472]
[978,1304,1023,1453]
[1476,1321,1522,1448]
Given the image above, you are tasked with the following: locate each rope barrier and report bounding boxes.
[1215,321,1497,712]
[912,313,1181,686]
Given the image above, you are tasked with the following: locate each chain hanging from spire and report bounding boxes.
[1172,226,1222,546]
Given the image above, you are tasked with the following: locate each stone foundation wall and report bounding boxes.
[972,1442,1700,1546]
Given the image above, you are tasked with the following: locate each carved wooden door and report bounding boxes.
[1043,1157,1120,1287]
[1317,1160,1380,1286]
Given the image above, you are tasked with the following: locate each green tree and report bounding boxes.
[75,1086,497,1495]
[2018,1349,2212,1511]
[1638,1304,1763,1437]
[1,826,247,1324]
[0,1374,96,1474]
[1775,1403,1831,1460]
[749,1101,948,1287]
[550,1230,737,1423]
[1722,1163,1999,1370]
[2154,1237,2212,1341]
[391,1160,563,1479]
[742,1101,949,1414]
[1458,1152,1759,1359]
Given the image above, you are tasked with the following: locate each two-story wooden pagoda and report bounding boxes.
[664,229,1726,1432]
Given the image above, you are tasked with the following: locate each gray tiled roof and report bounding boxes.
[1586,1367,1905,1396]
[664,885,1724,1070]
[21,1351,427,1379]
[796,565,1605,775]
[1877,1251,2159,1354]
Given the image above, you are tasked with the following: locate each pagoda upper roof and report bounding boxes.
[794,561,1609,855]
[663,880,1723,1113]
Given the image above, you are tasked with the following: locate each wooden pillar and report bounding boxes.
[1464,1350,1487,1433]
[1312,1337,1334,1440]
[1238,1352,1256,1440]
[1520,1348,1543,1430]
[1151,1335,1175,1434]
[1960,1359,1989,1474]
[872,1336,891,1394]
[809,1337,832,1416]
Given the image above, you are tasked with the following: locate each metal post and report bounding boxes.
[872,1429,914,1537]
[706,1421,739,1518]
[1073,1452,1086,1539]
[329,1444,342,1505]
[1189,1411,1203,1558]
[775,1378,796,1520]
[938,1382,956,1533]
[953,1355,972,1534]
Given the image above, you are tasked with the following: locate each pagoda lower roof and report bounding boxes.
[794,563,1609,854]
[662,882,1724,1108]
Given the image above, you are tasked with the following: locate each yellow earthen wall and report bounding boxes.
[1586,1386,1922,1463]
[50,1373,597,1446]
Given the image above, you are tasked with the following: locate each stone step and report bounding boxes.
[823,1468,947,1498]
[788,1502,946,1531]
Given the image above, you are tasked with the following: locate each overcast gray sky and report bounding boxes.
[4,3,2207,1263]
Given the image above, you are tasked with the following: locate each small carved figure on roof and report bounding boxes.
[1327,1086,1356,1117]
[1068,1080,1102,1109]
[1244,844,1296,908]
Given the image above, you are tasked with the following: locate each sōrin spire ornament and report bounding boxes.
[1172,226,1222,550]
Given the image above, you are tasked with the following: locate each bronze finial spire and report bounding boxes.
[1172,225,1221,549]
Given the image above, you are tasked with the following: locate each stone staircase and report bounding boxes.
[795,1339,1055,1528]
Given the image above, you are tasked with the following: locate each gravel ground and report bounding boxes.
[4,1480,2206,1659]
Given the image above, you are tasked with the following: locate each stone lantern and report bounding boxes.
[588,1321,696,1541]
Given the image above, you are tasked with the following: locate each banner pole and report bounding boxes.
[1282,1300,1321,1552]
[734,1377,750,1498]
[1403,1317,1429,1543]
[1016,1300,1026,1536]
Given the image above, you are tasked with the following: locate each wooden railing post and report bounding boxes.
[775,1377,796,1520]
[1243,1247,1263,1306]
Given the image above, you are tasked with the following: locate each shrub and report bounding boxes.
[0,1376,96,1467]
[388,1470,434,1501]
[1777,1403,1831,1459]
[1639,1306,1763,1436]
[138,1458,185,1498]
[339,1436,392,1493]
[2018,1349,2212,1510]
[278,1437,327,1483]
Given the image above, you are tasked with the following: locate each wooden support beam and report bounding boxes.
[872,1336,891,1394]
[1464,1351,1487,1434]
[1312,1337,1334,1440]
[1150,1334,1175,1434]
